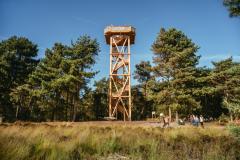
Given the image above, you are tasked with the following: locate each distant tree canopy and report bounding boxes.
[224,0,240,17]
[0,27,239,122]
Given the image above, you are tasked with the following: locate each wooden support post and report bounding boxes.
[128,36,131,121]
[109,37,112,118]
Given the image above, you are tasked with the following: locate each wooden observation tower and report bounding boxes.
[104,26,136,121]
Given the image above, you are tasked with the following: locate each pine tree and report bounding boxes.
[151,28,200,119]
[24,36,100,121]
[211,58,240,120]
[224,0,240,17]
[0,36,38,120]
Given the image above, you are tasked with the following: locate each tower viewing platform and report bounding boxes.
[104,26,136,45]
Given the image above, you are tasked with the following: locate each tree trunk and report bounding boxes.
[66,91,69,121]
[15,96,22,119]
[167,78,172,123]
[169,106,172,122]
[69,94,73,120]
[72,97,76,122]
[140,106,144,119]
[72,84,80,122]
[140,82,147,119]
[175,111,178,123]
[144,83,147,98]
[15,105,19,119]
[29,97,34,119]
[73,107,76,122]
[230,112,233,122]
[51,106,55,121]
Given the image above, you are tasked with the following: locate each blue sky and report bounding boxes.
[1,0,240,86]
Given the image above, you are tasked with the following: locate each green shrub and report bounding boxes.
[228,124,240,140]
[218,114,229,125]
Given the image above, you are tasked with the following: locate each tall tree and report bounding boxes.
[151,28,200,120]
[67,36,100,121]
[29,43,67,121]
[0,36,38,121]
[224,0,240,17]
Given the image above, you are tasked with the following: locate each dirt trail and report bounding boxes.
[0,120,226,130]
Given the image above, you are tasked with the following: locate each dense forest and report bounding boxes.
[0,27,239,122]
[0,0,239,122]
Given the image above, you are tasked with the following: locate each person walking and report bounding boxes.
[195,116,199,127]
[163,116,169,128]
[200,115,204,128]
[159,113,169,128]
[191,115,196,126]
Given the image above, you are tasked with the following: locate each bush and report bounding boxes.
[228,124,240,140]
[218,114,229,125]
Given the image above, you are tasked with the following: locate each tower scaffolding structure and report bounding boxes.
[104,26,136,121]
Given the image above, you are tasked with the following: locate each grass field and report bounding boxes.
[0,121,239,160]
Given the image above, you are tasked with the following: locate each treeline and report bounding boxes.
[133,28,240,121]
[0,28,240,122]
[0,36,102,121]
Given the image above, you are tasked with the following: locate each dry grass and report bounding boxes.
[0,121,239,160]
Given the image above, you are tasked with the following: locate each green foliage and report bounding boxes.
[218,114,230,125]
[134,61,152,84]
[150,28,200,115]
[224,0,240,17]
[211,58,240,119]
[133,61,153,119]
[92,78,109,120]
[1,28,240,122]
[10,84,32,120]
[223,98,240,118]
[228,124,240,140]
[0,36,38,121]
[132,85,153,120]
[146,28,240,119]
[7,36,100,121]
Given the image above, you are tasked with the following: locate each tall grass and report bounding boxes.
[0,122,239,160]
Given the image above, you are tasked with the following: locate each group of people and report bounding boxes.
[159,113,205,128]
[190,115,204,128]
